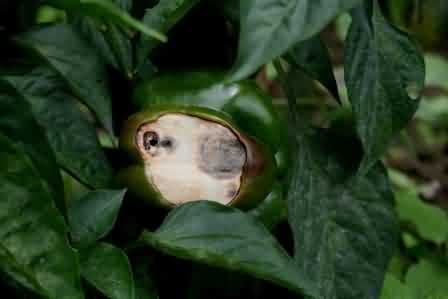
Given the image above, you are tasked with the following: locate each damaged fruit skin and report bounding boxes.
[118,71,288,210]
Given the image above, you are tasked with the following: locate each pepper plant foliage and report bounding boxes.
[0,0,424,299]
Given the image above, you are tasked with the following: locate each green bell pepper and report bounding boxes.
[118,71,288,211]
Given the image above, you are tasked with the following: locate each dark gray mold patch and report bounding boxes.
[198,133,246,179]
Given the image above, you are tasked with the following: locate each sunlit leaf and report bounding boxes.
[395,190,448,244]
[406,259,448,299]
[380,274,414,299]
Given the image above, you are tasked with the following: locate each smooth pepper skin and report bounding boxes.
[118,71,288,210]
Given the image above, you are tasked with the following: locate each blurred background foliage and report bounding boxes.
[380,1,448,298]
[256,1,448,298]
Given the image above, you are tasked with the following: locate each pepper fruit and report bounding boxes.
[118,71,287,210]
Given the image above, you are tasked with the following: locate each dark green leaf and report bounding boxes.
[71,16,133,77]
[207,0,239,23]
[68,189,126,246]
[134,274,158,299]
[248,182,286,230]
[141,201,318,298]
[0,133,83,299]
[345,2,425,173]
[288,128,398,299]
[62,171,90,208]
[275,62,398,299]
[0,244,48,296]
[45,0,166,41]
[80,242,134,299]
[2,66,114,189]
[286,36,340,102]
[0,265,47,299]
[0,93,65,213]
[115,0,132,12]
[132,255,158,299]
[230,0,362,81]
[14,24,114,135]
[136,0,200,67]
[71,0,134,77]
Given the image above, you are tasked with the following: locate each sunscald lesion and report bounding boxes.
[135,113,247,205]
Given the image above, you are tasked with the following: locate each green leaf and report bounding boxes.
[345,2,425,173]
[335,13,352,41]
[386,255,406,280]
[0,93,65,213]
[0,265,46,299]
[248,182,286,230]
[45,0,166,42]
[230,0,362,81]
[287,130,398,299]
[62,171,90,207]
[80,242,134,299]
[286,36,340,102]
[380,274,414,299]
[0,244,48,296]
[134,274,158,299]
[416,96,448,125]
[72,16,133,77]
[278,64,398,299]
[207,0,239,23]
[405,259,448,299]
[115,0,132,12]
[14,24,114,135]
[2,66,114,189]
[141,201,318,298]
[136,0,200,67]
[70,0,133,77]
[425,53,448,90]
[68,189,126,246]
[395,190,448,244]
[0,133,83,299]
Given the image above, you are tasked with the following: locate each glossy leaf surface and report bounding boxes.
[0,133,83,299]
[68,190,126,246]
[141,201,318,298]
[80,242,134,299]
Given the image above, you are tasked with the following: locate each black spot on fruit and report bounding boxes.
[143,131,159,151]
